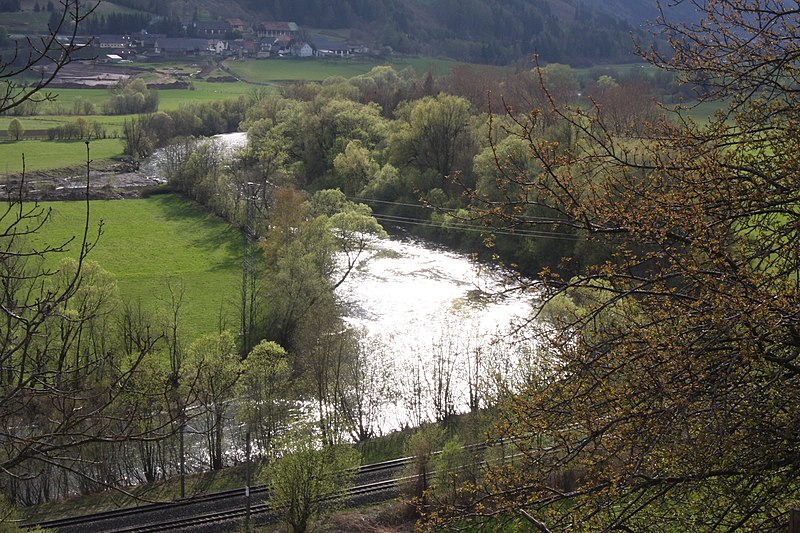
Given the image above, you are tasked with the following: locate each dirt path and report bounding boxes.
[1,161,167,201]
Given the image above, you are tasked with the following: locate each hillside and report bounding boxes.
[579,0,702,26]
[0,0,683,65]
[219,0,701,64]
[230,0,654,65]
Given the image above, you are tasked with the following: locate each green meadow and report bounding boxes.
[0,138,125,172]
[222,56,460,82]
[32,195,243,343]
[157,81,253,110]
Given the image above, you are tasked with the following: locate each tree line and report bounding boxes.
[131,62,670,280]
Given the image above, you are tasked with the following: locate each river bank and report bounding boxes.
[0,159,167,201]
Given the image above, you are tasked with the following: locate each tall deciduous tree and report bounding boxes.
[260,189,385,349]
[238,340,291,455]
[390,93,478,187]
[183,331,240,471]
[426,1,800,531]
[6,119,23,141]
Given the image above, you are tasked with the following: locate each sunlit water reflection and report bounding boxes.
[336,235,538,433]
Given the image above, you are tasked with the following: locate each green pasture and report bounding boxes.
[33,88,110,112]
[17,0,145,15]
[0,116,82,132]
[400,56,462,76]
[32,195,243,343]
[573,61,658,79]
[90,0,148,16]
[22,84,251,114]
[0,138,124,172]
[0,114,130,135]
[157,81,252,110]
[0,83,252,142]
[5,82,251,118]
[223,56,460,83]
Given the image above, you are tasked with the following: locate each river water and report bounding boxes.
[336,235,537,432]
[148,132,540,434]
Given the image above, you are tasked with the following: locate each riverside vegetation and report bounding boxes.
[3,0,799,531]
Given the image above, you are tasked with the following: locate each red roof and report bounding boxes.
[262,21,298,32]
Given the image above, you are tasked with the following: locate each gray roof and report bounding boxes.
[312,38,353,52]
[157,38,216,51]
[193,20,232,32]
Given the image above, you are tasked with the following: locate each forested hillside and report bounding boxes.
[238,0,651,64]
[1,0,680,64]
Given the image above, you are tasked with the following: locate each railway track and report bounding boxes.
[28,442,495,532]
[27,455,418,533]
[102,476,407,532]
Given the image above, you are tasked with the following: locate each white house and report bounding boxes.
[294,42,313,58]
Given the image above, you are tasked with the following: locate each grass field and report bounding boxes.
[157,81,253,110]
[0,138,125,172]
[0,114,131,135]
[223,56,460,83]
[31,195,243,342]
[12,84,250,114]
[680,100,728,122]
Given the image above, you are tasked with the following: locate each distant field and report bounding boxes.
[0,138,124,172]
[573,62,658,78]
[2,82,251,125]
[33,195,243,343]
[157,82,252,110]
[681,100,728,122]
[0,11,50,31]
[223,56,461,83]
[21,84,251,114]
[34,88,110,111]
[0,114,131,137]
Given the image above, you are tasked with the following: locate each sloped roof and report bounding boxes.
[262,21,299,32]
[157,38,215,51]
[312,38,353,52]
[194,20,232,31]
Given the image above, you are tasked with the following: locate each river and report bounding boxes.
[336,235,537,433]
[149,132,539,434]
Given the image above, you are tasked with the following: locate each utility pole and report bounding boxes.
[241,181,256,362]
[179,412,185,499]
[240,182,256,533]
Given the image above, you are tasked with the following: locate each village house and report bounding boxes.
[292,41,314,58]
[255,21,299,39]
[312,37,358,57]
[192,20,233,37]
[94,34,131,49]
[256,39,274,58]
[271,33,293,56]
[152,37,227,57]
[227,18,246,33]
